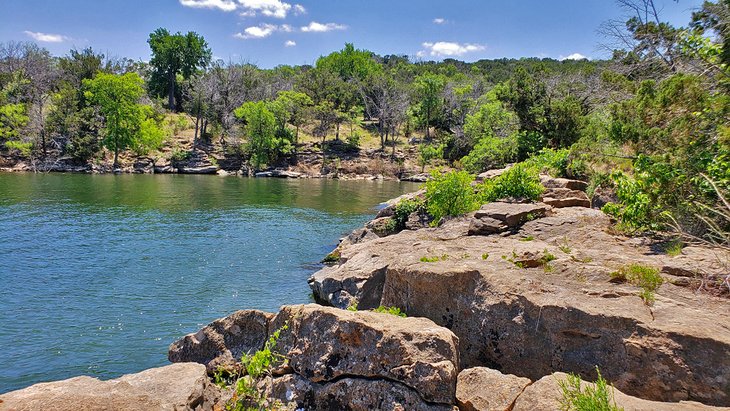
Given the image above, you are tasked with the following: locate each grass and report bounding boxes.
[520,235,535,242]
[420,254,448,263]
[610,264,664,304]
[558,367,623,411]
[373,306,407,317]
[663,239,684,257]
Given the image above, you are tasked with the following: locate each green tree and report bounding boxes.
[414,73,446,140]
[234,101,284,170]
[274,90,313,144]
[83,73,163,168]
[148,28,212,111]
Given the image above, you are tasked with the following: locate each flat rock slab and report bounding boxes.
[169,310,272,373]
[474,202,551,227]
[513,372,730,411]
[540,176,588,191]
[456,367,531,411]
[541,187,591,208]
[0,363,216,411]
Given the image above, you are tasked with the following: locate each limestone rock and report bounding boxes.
[366,217,395,236]
[456,367,531,411]
[467,216,507,236]
[269,373,456,411]
[476,166,512,182]
[541,187,591,208]
[0,363,218,411]
[474,202,551,227]
[513,372,728,411]
[178,166,219,175]
[169,310,272,373]
[540,176,588,192]
[269,304,460,405]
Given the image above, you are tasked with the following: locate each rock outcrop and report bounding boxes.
[310,202,730,406]
[456,367,531,411]
[0,363,218,411]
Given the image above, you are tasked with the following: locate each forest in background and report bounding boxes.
[0,0,728,245]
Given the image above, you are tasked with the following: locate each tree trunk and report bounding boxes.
[335,122,340,141]
[113,146,120,169]
[426,108,431,141]
[168,72,176,112]
[193,115,200,147]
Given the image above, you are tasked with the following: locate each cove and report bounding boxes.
[0,173,417,393]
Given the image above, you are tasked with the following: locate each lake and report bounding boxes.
[0,173,417,393]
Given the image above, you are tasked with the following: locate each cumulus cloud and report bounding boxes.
[179,0,237,12]
[419,41,485,57]
[24,31,69,43]
[284,40,297,47]
[301,21,347,33]
[235,23,282,39]
[560,53,589,61]
[180,0,303,18]
[433,18,446,24]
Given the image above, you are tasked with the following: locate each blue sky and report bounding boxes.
[0,0,704,67]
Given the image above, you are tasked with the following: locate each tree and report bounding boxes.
[83,73,162,168]
[414,73,446,140]
[274,90,312,145]
[361,71,410,152]
[148,28,211,111]
[234,101,282,170]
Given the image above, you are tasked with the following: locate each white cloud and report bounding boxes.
[280,24,293,32]
[433,18,446,25]
[179,0,237,12]
[560,53,589,61]
[420,41,485,57]
[293,4,306,15]
[238,0,291,18]
[284,40,297,47]
[23,31,69,43]
[235,23,279,39]
[301,21,347,33]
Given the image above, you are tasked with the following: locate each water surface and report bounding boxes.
[0,173,416,393]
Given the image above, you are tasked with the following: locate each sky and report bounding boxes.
[0,0,706,67]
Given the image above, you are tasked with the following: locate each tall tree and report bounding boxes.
[148,28,211,111]
[414,73,446,141]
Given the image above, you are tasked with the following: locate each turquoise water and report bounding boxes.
[0,173,416,393]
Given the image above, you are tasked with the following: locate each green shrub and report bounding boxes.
[373,306,407,318]
[5,140,34,157]
[480,164,545,202]
[610,264,663,304]
[391,198,425,231]
[423,170,480,223]
[420,254,448,263]
[524,148,570,177]
[170,148,192,163]
[602,170,658,232]
[558,367,623,411]
[461,134,518,173]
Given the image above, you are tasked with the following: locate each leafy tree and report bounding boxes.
[83,73,163,167]
[273,90,312,144]
[148,28,212,111]
[234,101,289,170]
[414,73,446,140]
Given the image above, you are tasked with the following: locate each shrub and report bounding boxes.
[423,170,480,223]
[373,306,407,317]
[524,148,570,177]
[480,164,545,202]
[461,134,518,173]
[5,140,34,157]
[558,367,623,411]
[601,171,658,232]
[391,198,425,231]
[610,264,663,304]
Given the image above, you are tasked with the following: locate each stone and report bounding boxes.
[540,176,589,192]
[456,367,531,411]
[474,202,551,227]
[0,363,218,411]
[366,217,395,236]
[467,216,507,236]
[405,211,432,230]
[401,173,430,183]
[269,374,456,411]
[169,310,272,373]
[178,166,219,175]
[513,372,728,411]
[591,186,618,209]
[541,187,591,208]
[476,166,512,182]
[269,304,460,405]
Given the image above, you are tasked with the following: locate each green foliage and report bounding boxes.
[415,73,447,139]
[420,254,448,263]
[418,144,442,172]
[5,140,33,157]
[610,264,664,304]
[479,163,544,202]
[391,198,425,231]
[84,72,162,166]
[481,253,489,260]
[601,170,659,232]
[520,236,535,242]
[559,367,623,411]
[346,302,358,312]
[373,306,407,317]
[0,103,28,141]
[423,170,479,223]
[462,134,518,174]
[663,239,684,257]
[235,101,290,170]
[524,148,571,178]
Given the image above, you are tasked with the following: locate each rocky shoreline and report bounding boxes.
[1,175,729,410]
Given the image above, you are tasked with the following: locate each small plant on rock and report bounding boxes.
[558,367,623,411]
[373,306,407,318]
[420,254,448,263]
[610,264,663,304]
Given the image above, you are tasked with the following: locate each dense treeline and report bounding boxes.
[0,0,728,244]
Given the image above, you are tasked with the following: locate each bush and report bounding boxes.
[391,198,425,231]
[480,164,544,202]
[558,367,623,411]
[610,264,663,304]
[461,134,518,173]
[423,170,480,223]
[5,140,34,157]
[601,170,658,232]
[524,148,571,177]
[373,306,407,317]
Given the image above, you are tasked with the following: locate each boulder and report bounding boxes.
[467,216,507,236]
[269,304,460,405]
[476,166,512,182]
[0,363,218,411]
[540,176,588,192]
[401,173,430,183]
[591,186,618,209]
[513,372,728,411]
[541,187,591,208]
[366,217,395,237]
[169,310,272,373]
[456,367,531,411]
[178,166,219,175]
[474,202,551,227]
